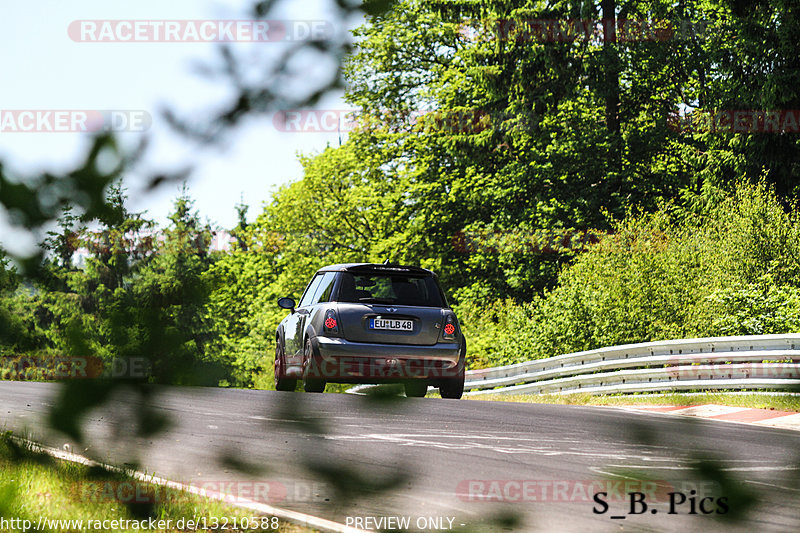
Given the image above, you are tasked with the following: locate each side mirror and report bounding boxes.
[277,297,296,312]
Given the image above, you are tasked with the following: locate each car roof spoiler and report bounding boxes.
[343,263,433,275]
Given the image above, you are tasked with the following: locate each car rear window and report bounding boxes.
[337,273,444,307]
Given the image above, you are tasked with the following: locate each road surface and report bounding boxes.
[2,381,799,532]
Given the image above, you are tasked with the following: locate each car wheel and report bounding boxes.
[440,338,466,399]
[302,339,326,393]
[439,371,464,399]
[274,339,296,392]
[404,381,428,398]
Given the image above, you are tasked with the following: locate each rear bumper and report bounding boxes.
[309,336,464,383]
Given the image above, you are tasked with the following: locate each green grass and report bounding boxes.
[0,432,316,532]
[465,392,800,412]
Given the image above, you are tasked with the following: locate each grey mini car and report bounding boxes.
[274,263,466,398]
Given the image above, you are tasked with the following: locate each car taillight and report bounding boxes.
[442,313,457,341]
[324,309,339,335]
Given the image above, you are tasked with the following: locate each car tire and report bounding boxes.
[274,338,296,392]
[404,381,428,398]
[439,371,464,399]
[440,337,466,399]
[302,339,326,393]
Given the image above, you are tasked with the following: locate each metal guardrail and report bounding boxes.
[465,334,800,396]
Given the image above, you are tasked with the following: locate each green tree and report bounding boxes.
[206,140,410,387]
[130,187,223,384]
[337,0,709,300]
[690,0,800,198]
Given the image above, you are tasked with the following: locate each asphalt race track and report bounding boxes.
[2,381,800,532]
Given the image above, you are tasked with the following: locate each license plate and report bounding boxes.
[370,318,413,331]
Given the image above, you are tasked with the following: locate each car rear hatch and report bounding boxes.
[334,267,448,346]
[336,303,444,345]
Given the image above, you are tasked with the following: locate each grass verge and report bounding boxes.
[0,432,316,532]
[464,392,800,412]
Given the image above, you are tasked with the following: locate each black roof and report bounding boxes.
[316,263,434,276]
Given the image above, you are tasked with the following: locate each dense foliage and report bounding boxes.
[3,0,800,384]
[460,181,800,367]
